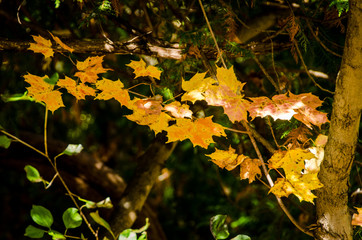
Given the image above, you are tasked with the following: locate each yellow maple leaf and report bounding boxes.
[126,59,162,80]
[181,73,216,103]
[268,148,323,203]
[268,149,315,176]
[28,35,54,59]
[75,56,110,83]
[166,116,226,148]
[24,73,64,113]
[49,32,74,53]
[95,78,131,107]
[270,173,323,203]
[215,65,245,93]
[57,76,96,100]
[206,147,245,170]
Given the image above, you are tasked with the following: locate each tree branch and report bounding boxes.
[109,135,177,236]
[0,37,292,60]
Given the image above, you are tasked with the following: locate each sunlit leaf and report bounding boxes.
[57,76,96,100]
[49,31,74,53]
[95,78,130,106]
[126,59,162,80]
[24,225,45,238]
[210,214,229,240]
[75,56,110,83]
[30,205,53,228]
[24,165,42,183]
[0,135,11,149]
[63,208,82,229]
[166,116,226,149]
[24,73,64,113]
[28,35,54,59]
[62,144,83,156]
[90,211,115,239]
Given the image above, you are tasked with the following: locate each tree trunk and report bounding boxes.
[315,1,362,239]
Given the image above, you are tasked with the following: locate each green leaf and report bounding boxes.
[118,229,137,240]
[62,144,83,156]
[63,208,82,229]
[44,73,59,85]
[24,165,42,183]
[24,225,45,238]
[1,92,34,102]
[0,135,11,149]
[90,211,115,239]
[30,205,53,228]
[138,232,147,240]
[230,235,251,240]
[48,230,66,239]
[210,215,229,240]
[85,197,113,209]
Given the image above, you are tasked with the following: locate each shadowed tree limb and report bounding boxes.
[108,134,177,236]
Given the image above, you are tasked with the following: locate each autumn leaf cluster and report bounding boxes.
[25,34,330,203]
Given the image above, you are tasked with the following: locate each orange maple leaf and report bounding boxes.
[126,97,171,134]
[166,116,226,148]
[49,32,74,53]
[57,76,96,100]
[28,35,54,59]
[24,73,64,113]
[75,56,110,83]
[126,59,162,80]
[240,158,262,183]
[95,78,131,107]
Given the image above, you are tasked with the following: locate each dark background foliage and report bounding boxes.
[0,0,360,239]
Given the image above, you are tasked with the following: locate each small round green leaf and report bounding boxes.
[48,230,66,239]
[0,135,11,149]
[118,229,137,240]
[63,208,82,229]
[210,214,229,240]
[24,225,45,238]
[30,205,53,228]
[24,165,42,183]
[230,235,251,240]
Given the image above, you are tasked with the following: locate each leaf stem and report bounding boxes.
[44,106,49,157]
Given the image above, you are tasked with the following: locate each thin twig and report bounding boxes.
[198,0,227,68]
[270,40,281,90]
[44,107,49,156]
[306,20,343,58]
[293,40,334,94]
[241,121,313,237]
[223,126,248,134]
[266,117,280,149]
[252,54,281,93]
[0,130,47,157]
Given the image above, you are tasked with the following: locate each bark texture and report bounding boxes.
[109,135,177,236]
[315,1,362,239]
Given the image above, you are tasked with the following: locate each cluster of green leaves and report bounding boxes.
[24,205,82,239]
